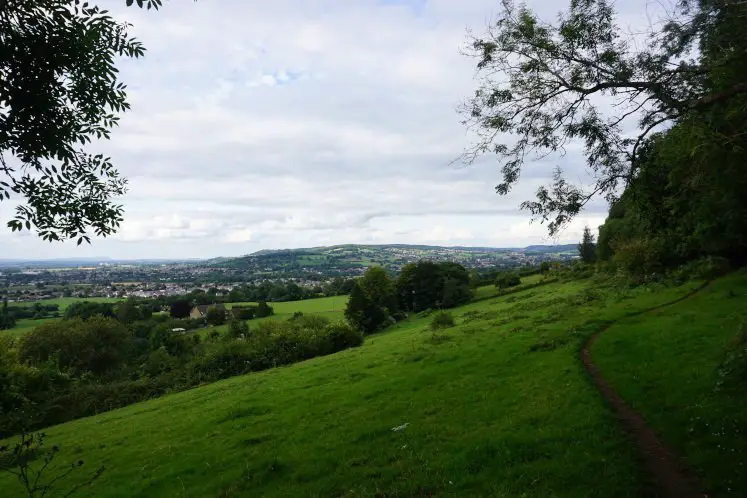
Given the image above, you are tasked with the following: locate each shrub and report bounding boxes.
[495,272,521,290]
[611,236,668,276]
[672,256,731,282]
[430,311,455,330]
[256,301,274,318]
[231,306,256,320]
[205,306,226,326]
[229,319,250,339]
[18,317,133,377]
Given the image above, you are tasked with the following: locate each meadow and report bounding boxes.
[1,297,121,337]
[2,295,345,338]
[4,272,744,497]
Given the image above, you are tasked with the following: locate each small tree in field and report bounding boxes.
[578,226,597,264]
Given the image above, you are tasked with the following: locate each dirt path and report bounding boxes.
[581,282,711,498]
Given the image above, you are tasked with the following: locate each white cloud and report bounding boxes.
[1,0,655,259]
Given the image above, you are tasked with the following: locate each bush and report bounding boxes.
[611,236,668,276]
[229,319,249,339]
[18,317,133,377]
[672,256,731,282]
[190,317,363,381]
[256,301,274,318]
[205,306,226,326]
[495,272,521,290]
[231,306,256,320]
[430,311,455,330]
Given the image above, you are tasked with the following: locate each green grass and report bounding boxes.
[225,295,348,314]
[1,297,121,338]
[22,296,121,311]
[2,275,721,497]
[594,270,747,497]
[473,273,546,300]
[205,296,349,337]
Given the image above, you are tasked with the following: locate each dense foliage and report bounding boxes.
[463,0,747,238]
[396,262,473,312]
[495,272,521,290]
[345,262,474,335]
[0,1,167,241]
[0,312,361,436]
[345,268,397,334]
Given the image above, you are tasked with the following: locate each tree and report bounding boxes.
[0,300,16,330]
[396,262,442,312]
[578,226,597,264]
[18,317,132,377]
[441,278,473,309]
[396,262,472,311]
[495,272,521,290]
[205,306,226,327]
[115,299,144,325]
[345,283,388,335]
[231,306,256,320]
[461,0,747,234]
[170,300,192,319]
[256,301,274,318]
[539,261,551,274]
[63,301,115,321]
[358,267,398,314]
[0,0,166,242]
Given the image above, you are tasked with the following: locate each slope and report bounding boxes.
[0,276,712,497]
[594,270,747,497]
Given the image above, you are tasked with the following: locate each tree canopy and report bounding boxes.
[0,0,164,242]
[462,0,747,235]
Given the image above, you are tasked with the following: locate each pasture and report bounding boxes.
[4,273,744,496]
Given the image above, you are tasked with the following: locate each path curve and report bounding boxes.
[581,282,711,498]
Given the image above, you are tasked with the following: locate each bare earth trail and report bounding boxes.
[581,282,712,498]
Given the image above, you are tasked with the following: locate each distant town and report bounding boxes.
[0,243,578,303]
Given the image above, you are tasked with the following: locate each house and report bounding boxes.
[189,303,226,319]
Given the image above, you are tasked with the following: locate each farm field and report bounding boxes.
[224,294,348,314]
[22,296,121,311]
[0,297,122,337]
[3,273,744,497]
[2,296,346,338]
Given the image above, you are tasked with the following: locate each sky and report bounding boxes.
[0,0,661,259]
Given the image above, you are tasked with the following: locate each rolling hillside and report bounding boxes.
[212,243,578,277]
[3,271,745,497]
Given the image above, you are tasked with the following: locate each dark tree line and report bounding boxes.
[345,262,474,334]
[463,0,747,259]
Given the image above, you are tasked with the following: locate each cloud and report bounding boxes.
[1,0,656,259]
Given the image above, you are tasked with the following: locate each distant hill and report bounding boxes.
[211,243,578,277]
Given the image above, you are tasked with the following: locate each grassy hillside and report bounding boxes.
[594,272,747,496]
[5,274,739,497]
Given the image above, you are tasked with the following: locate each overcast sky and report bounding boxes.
[0,0,660,260]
